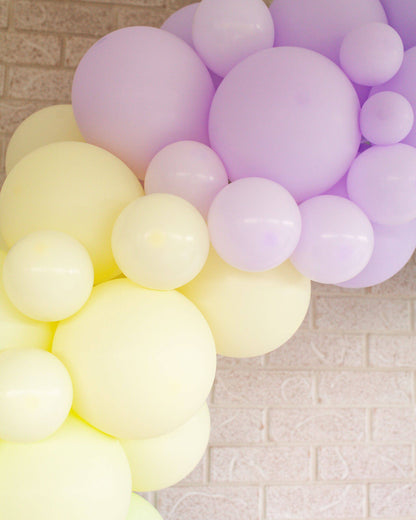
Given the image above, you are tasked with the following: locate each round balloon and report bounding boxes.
[112,194,210,290]
[0,251,54,353]
[360,91,414,145]
[3,231,94,322]
[291,196,374,284]
[122,404,210,492]
[127,494,162,520]
[270,0,387,64]
[72,27,214,179]
[338,220,416,288]
[180,248,311,358]
[347,144,416,225]
[209,47,361,202]
[0,414,131,520]
[144,140,228,219]
[53,278,216,439]
[193,0,274,77]
[0,349,72,442]
[208,178,301,271]
[379,0,416,49]
[5,105,84,175]
[0,142,143,284]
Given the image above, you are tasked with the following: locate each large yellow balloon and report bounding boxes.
[127,494,163,520]
[0,251,54,352]
[5,104,84,174]
[122,404,210,492]
[180,249,311,358]
[0,349,72,442]
[0,414,132,520]
[0,141,143,284]
[53,278,216,439]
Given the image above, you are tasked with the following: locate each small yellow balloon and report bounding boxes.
[3,230,94,322]
[112,193,210,290]
[0,251,54,353]
[127,494,163,520]
[122,404,210,492]
[0,349,73,442]
[180,249,311,358]
[0,414,132,520]
[5,104,84,174]
[53,278,216,439]
[0,141,143,284]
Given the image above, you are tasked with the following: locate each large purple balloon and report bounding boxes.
[379,0,416,49]
[209,47,361,202]
[72,27,214,179]
[270,0,387,65]
[338,220,416,288]
[371,47,416,149]
[291,196,374,284]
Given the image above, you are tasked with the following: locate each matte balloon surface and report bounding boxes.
[180,249,311,358]
[122,404,210,492]
[0,415,132,520]
[0,142,143,284]
[5,105,84,174]
[379,0,416,49]
[53,278,216,439]
[209,47,360,202]
[161,2,198,47]
[0,349,72,442]
[291,196,374,284]
[72,27,214,179]
[127,494,163,520]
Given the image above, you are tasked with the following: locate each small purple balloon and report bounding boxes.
[291,195,374,284]
[347,144,416,226]
[72,27,214,179]
[379,0,416,49]
[208,177,301,272]
[337,220,416,288]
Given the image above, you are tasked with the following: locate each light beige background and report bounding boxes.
[1,1,416,518]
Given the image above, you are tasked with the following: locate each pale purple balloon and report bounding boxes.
[208,177,301,272]
[270,0,387,65]
[324,174,349,198]
[144,140,228,219]
[337,220,416,288]
[193,0,275,77]
[379,0,416,49]
[347,144,416,226]
[360,91,414,145]
[209,47,361,203]
[371,47,416,149]
[340,22,404,86]
[161,3,223,88]
[72,27,214,179]
[291,195,374,284]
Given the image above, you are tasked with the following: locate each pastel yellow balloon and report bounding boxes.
[0,414,132,520]
[0,349,73,442]
[112,193,210,290]
[0,141,143,284]
[53,278,216,439]
[3,230,94,322]
[5,105,84,174]
[0,251,54,353]
[127,494,163,520]
[180,249,311,358]
[122,404,210,492]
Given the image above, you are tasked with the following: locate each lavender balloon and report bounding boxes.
[144,140,228,219]
[347,144,416,226]
[209,47,361,202]
[338,220,416,288]
[72,27,214,179]
[208,178,301,272]
[291,196,374,284]
[379,0,416,49]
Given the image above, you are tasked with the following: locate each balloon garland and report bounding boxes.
[1,0,416,518]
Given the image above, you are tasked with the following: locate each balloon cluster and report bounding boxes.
[1,0,416,518]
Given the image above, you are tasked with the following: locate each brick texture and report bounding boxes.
[1,2,416,520]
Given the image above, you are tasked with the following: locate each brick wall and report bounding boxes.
[1,1,416,519]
